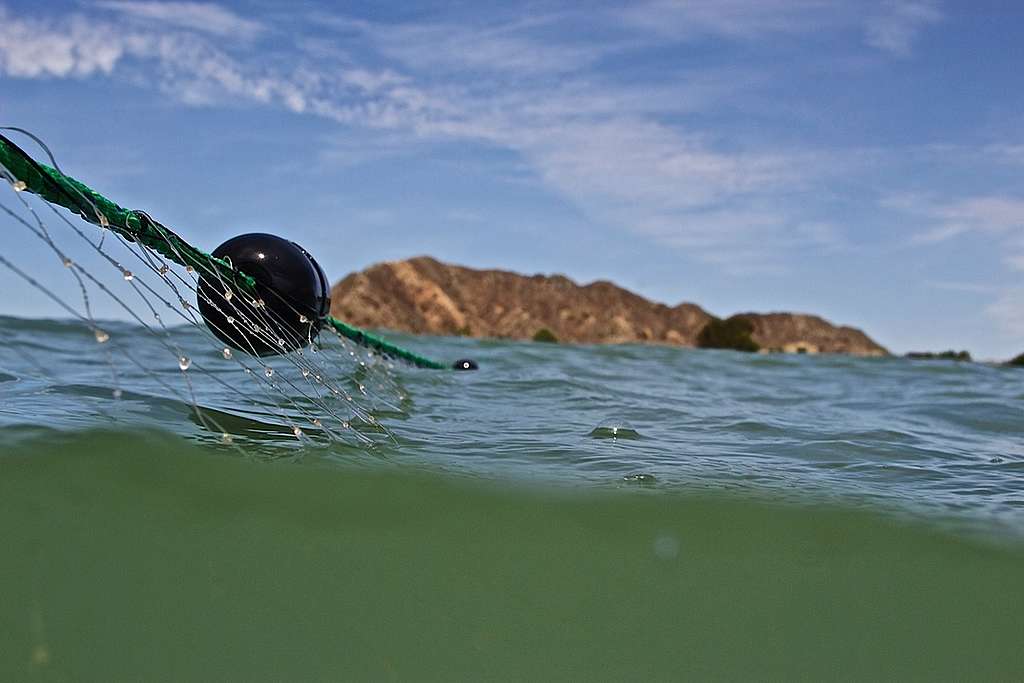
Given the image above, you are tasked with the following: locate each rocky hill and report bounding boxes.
[330,256,888,356]
[733,312,888,356]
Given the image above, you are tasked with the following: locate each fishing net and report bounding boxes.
[0,128,452,452]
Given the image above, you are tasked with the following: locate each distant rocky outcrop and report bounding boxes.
[1009,353,1024,367]
[730,312,888,356]
[906,350,972,362]
[330,256,888,356]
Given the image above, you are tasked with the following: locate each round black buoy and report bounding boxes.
[453,359,478,371]
[197,233,330,357]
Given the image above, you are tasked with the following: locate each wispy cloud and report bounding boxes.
[888,193,1024,343]
[864,0,943,56]
[322,14,610,76]
[986,286,1024,338]
[984,144,1024,165]
[0,0,947,273]
[894,195,1024,247]
[615,0,839,41]
[94,1,264,39]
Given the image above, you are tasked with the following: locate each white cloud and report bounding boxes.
[94,1,264,39]
[0,9,122,77]
[864,0,943,57]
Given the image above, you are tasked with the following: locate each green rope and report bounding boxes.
[0,133,449,370]
[326,318,447,370]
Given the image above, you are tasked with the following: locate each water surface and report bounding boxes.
[2,316,1023,679]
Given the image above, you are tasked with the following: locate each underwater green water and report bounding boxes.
[2,316,1024,679]
[4,432,1024,681]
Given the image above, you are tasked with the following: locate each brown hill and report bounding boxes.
[733,313,887,356]
[329,256,888,355]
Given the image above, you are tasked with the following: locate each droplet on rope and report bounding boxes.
[98,213,109,228]
[301,369,310,378]
[264,367,274,378]
[222,348,232,360]
[221,433,233,445]
[223,289,233,301]
[185,266,194,273]
[292,426,303,438]
[62,257,73,268]
[299,315,309,324]
[94,329,110,343]
[158,265,169,275]
[226,316,235,325]
[122,270,134,281]
[277,338,286,348]
[12,180,27,192]
[178,356,191,371]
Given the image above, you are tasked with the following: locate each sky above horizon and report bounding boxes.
[1,0,1022,359]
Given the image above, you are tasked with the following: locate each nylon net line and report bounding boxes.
[0,128,447,453]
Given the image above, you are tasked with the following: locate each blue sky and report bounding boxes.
[1,0,1022,359]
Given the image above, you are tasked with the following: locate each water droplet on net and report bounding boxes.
[62,257,73,268]
[223,290,233,301]
[221,433,233,445]
[264,367,274,378]
[158,265,169,275]
[226,316,235,325]
[277,339,286,348]
[301,369,310,378]
[94,329,110,343]
[292,426,303,438]
[178,356,191,371]
[222,348,232,360]
[122,271,134,281]
[12,180,27,192]
[185,266,194,274]
[299,315,309,324]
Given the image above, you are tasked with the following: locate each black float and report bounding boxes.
[197,233,330,356]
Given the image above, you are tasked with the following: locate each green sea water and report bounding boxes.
[2,316,1024,679]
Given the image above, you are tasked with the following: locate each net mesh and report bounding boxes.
[0,129,447,451]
